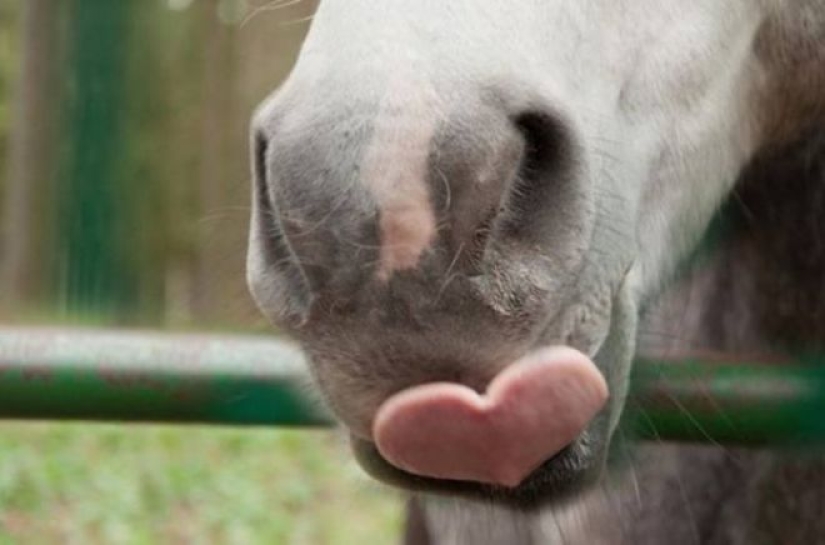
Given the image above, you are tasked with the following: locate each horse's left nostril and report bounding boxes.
[515,112,568,171]
[494,110,575,242]
[480,111,570,247]
[442,107,578,276]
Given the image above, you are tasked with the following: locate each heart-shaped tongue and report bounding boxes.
[372,347,608,488]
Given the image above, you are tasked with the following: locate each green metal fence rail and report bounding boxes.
[1,328,825,446]
[627,355,825,446]
[0,328,330,427]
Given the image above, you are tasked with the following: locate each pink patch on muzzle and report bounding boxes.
[372,347,609,488]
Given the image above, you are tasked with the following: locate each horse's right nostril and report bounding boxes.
[253,129,269,193]
[246,127,316,328]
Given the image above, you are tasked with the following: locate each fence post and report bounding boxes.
[58,0,135,320]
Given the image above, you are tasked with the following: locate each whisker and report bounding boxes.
[280,13,316,27]
[241,0,306,28]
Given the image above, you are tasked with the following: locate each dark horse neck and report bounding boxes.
[404,131,825,545]
[642,127,825,357]
[620,128,825,545]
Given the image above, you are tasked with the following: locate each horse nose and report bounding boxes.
[247,107,382,327]
[247,95,574,328]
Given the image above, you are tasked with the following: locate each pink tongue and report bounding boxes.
[372,347,608,488]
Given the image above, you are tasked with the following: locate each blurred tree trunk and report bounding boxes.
[115,2,178,325]
[190,0,240,321]
[1,0,65,311]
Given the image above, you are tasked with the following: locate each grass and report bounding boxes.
[0,423,402,545]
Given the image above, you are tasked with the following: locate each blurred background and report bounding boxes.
[0,0,401,542]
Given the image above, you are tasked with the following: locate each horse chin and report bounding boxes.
[350,412,612,511]
[339,277,635,509]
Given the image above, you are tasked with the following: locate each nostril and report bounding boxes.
[459,110,572,270]
[513,111,566,205]
[253,129,269,189]
[514,111,567,176]
[491,109,579,244]
[444,109,572,273]
[247,126,315,327]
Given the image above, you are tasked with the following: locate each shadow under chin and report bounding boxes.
[350,427,610,511]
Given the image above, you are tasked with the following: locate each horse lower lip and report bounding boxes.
[350,433,602,509]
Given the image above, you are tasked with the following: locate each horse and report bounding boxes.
[247,1,825,543]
